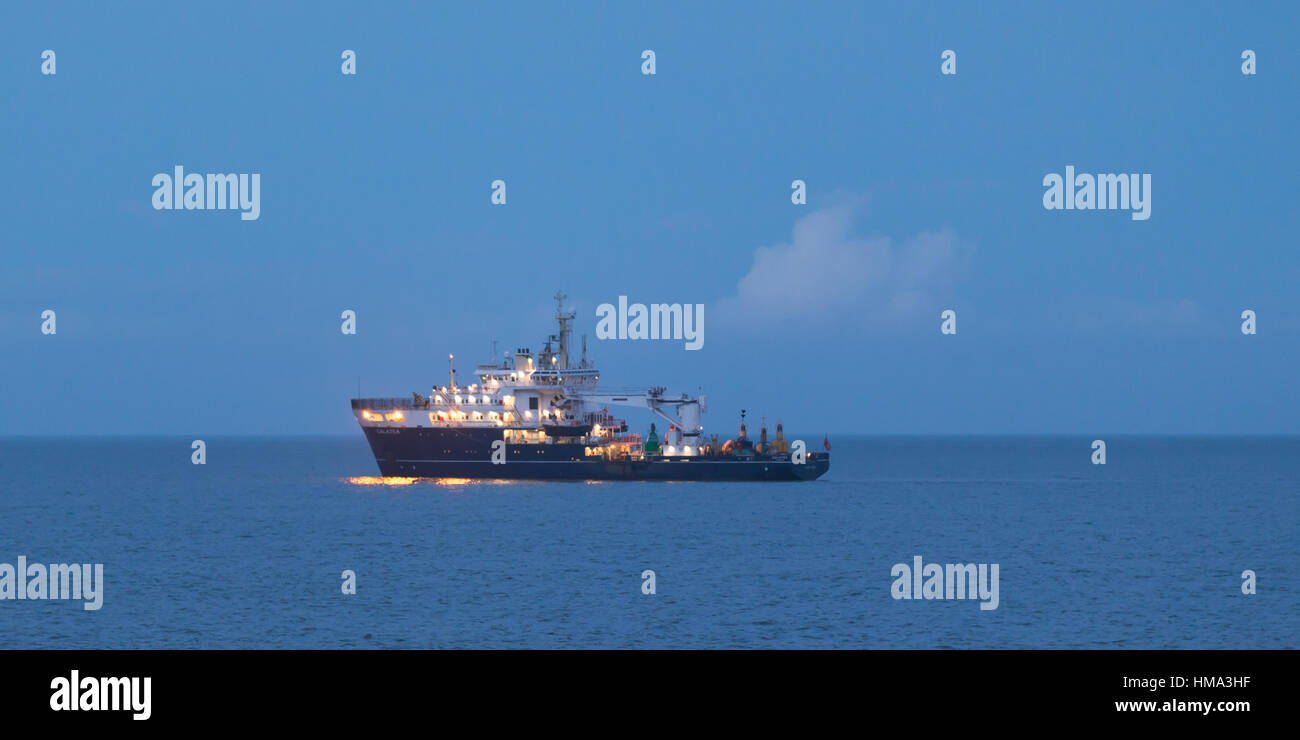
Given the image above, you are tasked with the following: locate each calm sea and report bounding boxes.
[0,436,1295,648]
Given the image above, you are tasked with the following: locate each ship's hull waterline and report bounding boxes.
[362,426,829,481]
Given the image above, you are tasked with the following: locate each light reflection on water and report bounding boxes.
[345,476,542,487]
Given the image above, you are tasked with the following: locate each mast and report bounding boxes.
[554,290,574,370]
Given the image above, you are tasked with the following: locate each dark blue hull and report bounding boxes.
[362,427,829,481]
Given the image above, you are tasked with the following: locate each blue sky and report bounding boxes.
[1,1,1297,435]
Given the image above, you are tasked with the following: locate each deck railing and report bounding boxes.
[350,397,424,410]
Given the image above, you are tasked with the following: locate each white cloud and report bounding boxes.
[715,207,967,326]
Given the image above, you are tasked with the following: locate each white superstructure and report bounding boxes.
[354,292,707,455]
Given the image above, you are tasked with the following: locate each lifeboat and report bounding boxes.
[542,421,593,437]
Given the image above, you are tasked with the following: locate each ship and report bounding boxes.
[350,293,830,481]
